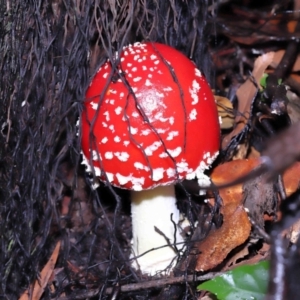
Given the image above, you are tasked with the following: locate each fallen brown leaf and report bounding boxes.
[211,158,300,201]
[224,241,270,272]
[194,159,300,272]
[216,95,235,130]
[223,238,271,272]
[282,161,300,196]
[224,241,251,269]
[271,50,300,72]
[222,52,275,150]
[211,158,261,200]
[194,160,258,271]
[19,241,61,300]
[195,203,251,271]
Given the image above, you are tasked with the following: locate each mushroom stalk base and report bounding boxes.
[130,185,184,275]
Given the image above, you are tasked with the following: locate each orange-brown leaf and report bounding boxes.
[211,158,261,204]
[194,159,300,272]
[19,241,61,300]
[195,204,251,271]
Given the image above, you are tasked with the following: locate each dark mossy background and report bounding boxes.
[0,1,212,299]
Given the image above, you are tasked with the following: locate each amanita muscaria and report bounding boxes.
[81,42,220,275]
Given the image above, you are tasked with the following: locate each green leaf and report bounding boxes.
[197,260,269,300]
[260,73,268,89]
[260,73,283,89]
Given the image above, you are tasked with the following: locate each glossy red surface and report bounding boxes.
[81,42,220,190]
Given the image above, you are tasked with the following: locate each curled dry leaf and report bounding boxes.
[270,50,300,124]
[211,158,261,200]
[270,50,300,72]
[194,159,300,272]
[224,240,270,272]
[215,95,235,130]
[282,162,300,196]
[222,52,276,150]
[195,160,258,272]
[222,50,300,149]
[212,158,300,197]
[195,203,251,272]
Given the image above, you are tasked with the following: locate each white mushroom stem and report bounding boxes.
[130,185,184,275]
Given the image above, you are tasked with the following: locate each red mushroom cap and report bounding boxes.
[81,42,220,191]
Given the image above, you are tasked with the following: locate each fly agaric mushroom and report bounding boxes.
[81,42,220,275]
